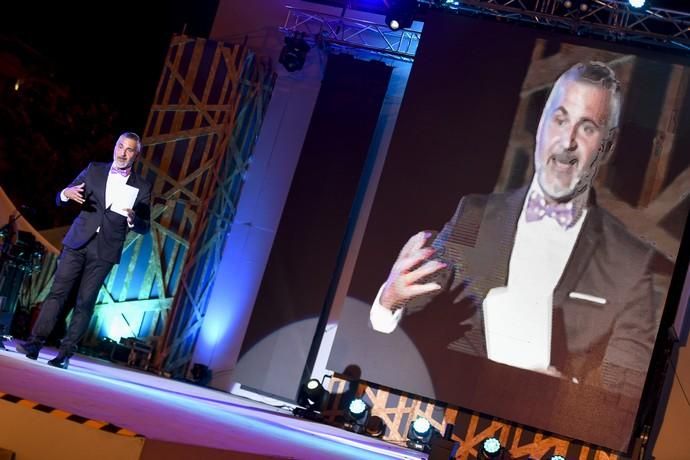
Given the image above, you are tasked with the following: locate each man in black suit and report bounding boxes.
[370,62,660,398]
[18,132,152,369]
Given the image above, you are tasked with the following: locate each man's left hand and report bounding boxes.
[124,208,135,226]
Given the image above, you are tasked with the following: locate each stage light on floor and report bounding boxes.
[385,0,417,31]
[279,32,310,72]
[364,415,386,438]
[298,378,328,410]
[343,398,369,433]
[364,415,385,438]
[406,416,435,452]
[293,378,329,422]
[550,455,566,460]
[629,0,645,7]
[190,363,212,385]
[479,437,504,459]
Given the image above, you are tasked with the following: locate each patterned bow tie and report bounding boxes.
[525,191,576,228]
[110,166,131,177]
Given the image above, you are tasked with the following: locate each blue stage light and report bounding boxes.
[629,0,645,7]
[412,417,431,435]
[343,398,369,434]
[348,398,367,417]
[406,416,435,452]
[480,437,503,458]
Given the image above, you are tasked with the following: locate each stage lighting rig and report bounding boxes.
[343,398,370,434]
[406,416,436,452]
[560,0,589,11]
[293,378,330,422]
[479,437,505,459]
[364,415,385,437]
[279,32,310,72]
[385,0,417,31]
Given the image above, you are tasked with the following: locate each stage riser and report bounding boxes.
[0,401,284,460]
[0,400,144,460]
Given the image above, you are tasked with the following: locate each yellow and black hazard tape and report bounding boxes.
[0,391,142,437]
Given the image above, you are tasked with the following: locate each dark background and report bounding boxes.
[0,1,217,229]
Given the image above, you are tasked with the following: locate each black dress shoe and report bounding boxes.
[47,352,71,369]
[16,341,42,360]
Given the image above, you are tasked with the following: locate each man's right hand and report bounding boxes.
[379,231,447,311]
[64,183,86,204]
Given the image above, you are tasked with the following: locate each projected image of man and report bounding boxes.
[370,61,658,398]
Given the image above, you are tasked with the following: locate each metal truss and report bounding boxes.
[281,1,690,60]
[281,6,421,61]
[430,0,690,52]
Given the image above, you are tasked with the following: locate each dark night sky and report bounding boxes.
[4,0,685,130]
[3,0,689,132]
[2,1,219,131]
[0,1,218,228]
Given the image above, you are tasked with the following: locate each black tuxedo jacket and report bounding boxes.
[405,186,659,397]
[58,162,152,264]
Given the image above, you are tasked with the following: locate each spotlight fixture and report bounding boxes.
[293,378,329,422]
[297,379,328,411]
[190,363,212,385]
[629,0,645,7]
[550,455,566,460]
[477,437,505,460]
[365,415,385,438]
[385,0,417,31]
[479,437,504,459]
[279,32,310,72]
[343,398,369,433]
[406,416,435,452]
[298,378,329,410]
[562,0,589,11]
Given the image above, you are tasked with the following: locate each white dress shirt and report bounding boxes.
[60,167,134,230]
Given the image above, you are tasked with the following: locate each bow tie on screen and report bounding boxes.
[525,191,576,229]
[110,166,131,177]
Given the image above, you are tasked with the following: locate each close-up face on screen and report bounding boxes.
[328,12,689,453]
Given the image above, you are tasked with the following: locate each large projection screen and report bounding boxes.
[328,12,690,452]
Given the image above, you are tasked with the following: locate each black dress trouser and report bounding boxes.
[31,235,113,352]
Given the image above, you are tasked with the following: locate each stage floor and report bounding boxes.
[0,341,425,460]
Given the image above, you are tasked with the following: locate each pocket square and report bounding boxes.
[568,292,607,305]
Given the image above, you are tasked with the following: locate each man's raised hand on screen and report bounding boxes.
[64,183,86,204]
[380,231,446,311]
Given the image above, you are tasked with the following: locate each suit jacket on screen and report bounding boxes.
[405,186,659,397]
[59,162,152,264]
